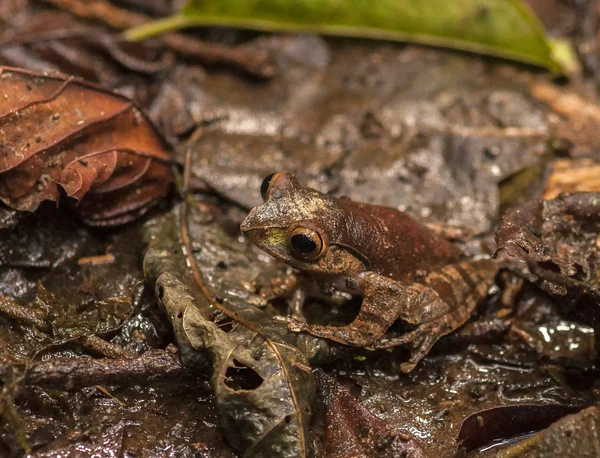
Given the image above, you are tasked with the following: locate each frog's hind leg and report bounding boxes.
[369,260,500,372]
[371,281,478,348]
[370,294,475,373]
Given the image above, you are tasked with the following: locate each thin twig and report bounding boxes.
[0,296,51,334]
[80,335,135,359]
[0,349,184,390]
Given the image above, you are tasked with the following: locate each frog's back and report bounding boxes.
[334,197,463,281]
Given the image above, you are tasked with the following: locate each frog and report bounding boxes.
[240,172,501,372]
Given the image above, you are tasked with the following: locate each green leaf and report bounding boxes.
[125,0,577,75]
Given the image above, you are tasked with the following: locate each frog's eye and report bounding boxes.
[260,173,278,201]
[289,227,325,260]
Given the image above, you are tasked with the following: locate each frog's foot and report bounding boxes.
[374,311,464,350]
[287,319,379,347]
[401,334,439,373]
[368,328,441,373]
[259,273,300,300]
[369,308,472,372]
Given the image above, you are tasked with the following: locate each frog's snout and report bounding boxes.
[239,218,252,234]
[240,210,258,234]
[240,224,268,243]
[240,213,269,246]
[242,228,264,245]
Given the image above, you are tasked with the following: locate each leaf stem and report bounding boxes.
[124,15,189,41]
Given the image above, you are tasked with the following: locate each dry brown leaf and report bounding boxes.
[530,81,600,155]
[542,159,600,200]
[0,66,172,225]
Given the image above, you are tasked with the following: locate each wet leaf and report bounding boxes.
[29,422,127,458]
[126,0,576,74]
[0,66,172,226]
[490,406,600,457]
[181,34,550,234]
[495,193,600,357]
[143,205,316,457]
[315,369,424,458]
[457,404,584,453]
[508,319,596,367]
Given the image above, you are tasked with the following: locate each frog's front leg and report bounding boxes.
[288,260,500,373]
[287,271,409,347]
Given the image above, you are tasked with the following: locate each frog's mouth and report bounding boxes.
[241,226,289,261]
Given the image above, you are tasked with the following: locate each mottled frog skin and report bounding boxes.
[241,172,499,372]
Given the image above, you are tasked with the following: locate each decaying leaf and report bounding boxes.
[495,193,600,291]
[184,305,315,457]
[495,192,600,359]
[315,369,424,458]
[496,159,600,281]
[0,66,172,226]
[143,205,316,457]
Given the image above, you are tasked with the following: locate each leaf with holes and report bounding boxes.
[143,205,318,457]
[0,66,172,226]
[184,305,315,457]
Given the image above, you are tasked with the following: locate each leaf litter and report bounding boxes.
[2,0,600,457]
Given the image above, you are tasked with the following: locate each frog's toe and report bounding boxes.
[401,334,439,373]
[369,329,420,349]
[400,361,418,373]
[273,315,292,323]
[287,317,307,333]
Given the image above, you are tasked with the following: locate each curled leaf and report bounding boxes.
[0,67,172,226]
[496,193,600,286]
[0,10,173,80]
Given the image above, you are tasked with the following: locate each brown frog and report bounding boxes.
[241,172,500,372]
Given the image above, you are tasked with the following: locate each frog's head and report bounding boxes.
[241,172,366,276]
